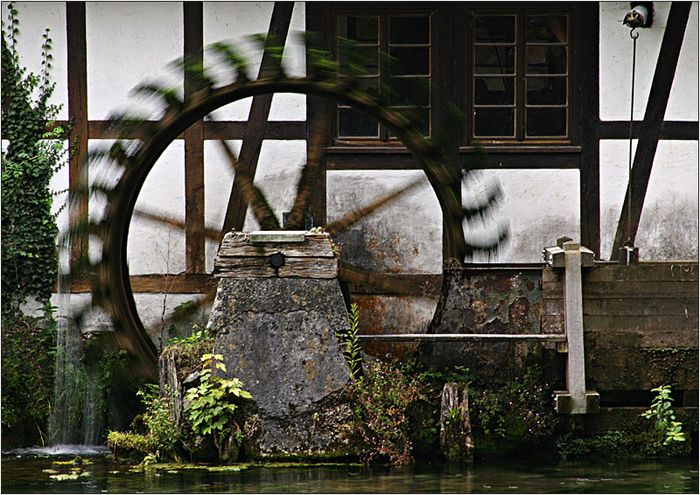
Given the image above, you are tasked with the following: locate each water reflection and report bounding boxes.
[1,453,697,494]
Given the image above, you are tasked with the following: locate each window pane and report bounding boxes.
[526,46,567,74]
[475,77,515,105]
[389,46,430,75]
[389,77,430,106]
[527,77,567,105]
[355,77,380,98]
[339,16,379,43]
[474,16,515,43]
[339,45,379,75]
[338,107,379,137]
[389,15,430,44]
[475,46,515,75]
[390,107,430,136]
[474,108,515,137]
[527,107,566,136]
[526,16,567,43]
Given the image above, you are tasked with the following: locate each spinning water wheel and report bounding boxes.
[70,38,502,381]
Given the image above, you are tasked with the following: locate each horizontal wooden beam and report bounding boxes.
[599,120,699,140]
[357,333,566,342]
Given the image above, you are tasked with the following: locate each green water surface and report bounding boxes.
[1,453,697,493]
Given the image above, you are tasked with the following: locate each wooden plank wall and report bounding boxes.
[542,262,698,397]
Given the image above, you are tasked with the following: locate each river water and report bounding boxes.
[1,448,697,493]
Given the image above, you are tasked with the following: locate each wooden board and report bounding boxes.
[217,234,335,258]
[214,256,338,279]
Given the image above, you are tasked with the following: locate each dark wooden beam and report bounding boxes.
[599,120,699,140]
[305,1,330,227]
[66,2,89,269]
[183,2,206,273]
[577,2,601,258]
[611,2,692,259]
[222,2,295,232]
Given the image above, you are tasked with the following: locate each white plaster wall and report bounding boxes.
[86,2,183,120]
[6,2,68,119]
[463,170,581,263]
[203,2,306,121]
[599,2,698,260]
[327,171,443,274]
[600,139,698,260]
[600,2,699,121]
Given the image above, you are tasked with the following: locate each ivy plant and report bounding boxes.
[1,2,65,315]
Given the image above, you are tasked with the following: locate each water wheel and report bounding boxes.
[67,39,501,381]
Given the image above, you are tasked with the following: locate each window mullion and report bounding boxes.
[380,14,389,142]
[516,13,526,141]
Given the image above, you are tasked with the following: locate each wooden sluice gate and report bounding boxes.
[356,245,698,427]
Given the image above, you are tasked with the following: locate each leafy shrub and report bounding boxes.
[642,385,686,445]
[350,359,426,465]
[184,353,252,457]
[107,384,179,461]
[1,309,56,443]
[339,303,363,380]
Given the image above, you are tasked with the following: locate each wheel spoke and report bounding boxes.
[133,207,222,241]
[286,113,330,229]
[326,177,425,236]
[338,262,431,297]
[218,139,280,231]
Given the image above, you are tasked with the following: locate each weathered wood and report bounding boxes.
[345,273,441,297]
[584,314,698,332]
[222,2,294,233]
[583,298,698,317]
[599,120,700,140]
[584,328,698,349]
[218,233,335,258]
[66,2,89,269]
[357,333,565,342]
[584,263,698,282]
[583,281,698,298]
[439,382,473,462]
[215,257,338,279]
[611,2,692,258]
[183,2,206,273]
[577,2,601,257]
[203,121,306,140]
[582,407,698,434]
[586,345,698,391]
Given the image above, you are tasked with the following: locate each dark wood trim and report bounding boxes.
[577,2,601,258]
[222,2,295,232]
[183,2,206,273]
[66,2,89,269]
[306,2,331,226]
[599,120,699,140]
[203,121,306,140]
[325,150,581,170]
[611,2,692,259]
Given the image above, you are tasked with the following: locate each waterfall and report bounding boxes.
[48,241,104,447]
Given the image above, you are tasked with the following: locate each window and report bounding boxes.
[335,12,432,140]
[470,12,570,143]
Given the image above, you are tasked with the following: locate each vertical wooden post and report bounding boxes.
[578,3,601,259]
[66,2,89,270]
[610,2,692,259]
[183,2,205,273]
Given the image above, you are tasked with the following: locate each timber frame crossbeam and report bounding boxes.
[58,1,699,293]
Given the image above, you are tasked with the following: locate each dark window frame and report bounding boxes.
[465,3,578,146]
[330,4,438,145]
[309,1,583,153]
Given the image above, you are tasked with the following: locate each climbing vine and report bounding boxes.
[1,2,64,315]
[1,3,65,445]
